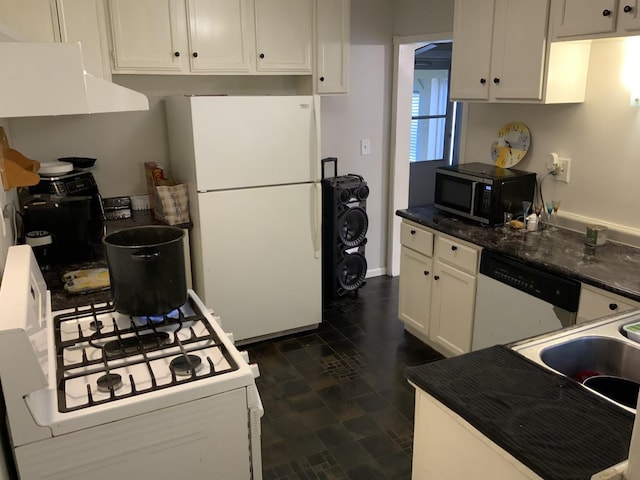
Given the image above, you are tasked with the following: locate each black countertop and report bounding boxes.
[397,206,640,302]
[44,210,186,311]
[406,346,634,480]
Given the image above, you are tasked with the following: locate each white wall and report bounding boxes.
[463,38,640,243]
[393,0,454,36]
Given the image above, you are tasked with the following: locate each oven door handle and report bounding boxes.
[469,181,478,216]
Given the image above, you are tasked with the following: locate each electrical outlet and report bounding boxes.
[552,157,571,183]
[360,138,371,156]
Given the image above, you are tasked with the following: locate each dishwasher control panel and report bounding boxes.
[479,250,581,312]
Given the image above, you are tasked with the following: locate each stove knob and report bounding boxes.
[249,363,260,378]
[226,332,235,343]
[239,350,250,363]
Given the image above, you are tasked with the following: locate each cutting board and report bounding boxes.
[63,268,110,295]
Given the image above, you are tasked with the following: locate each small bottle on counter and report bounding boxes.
[526,214,538,232]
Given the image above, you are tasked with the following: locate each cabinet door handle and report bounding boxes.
[602,9,612,16]
[174,51,180,57]
[192,52,198,58]
[423,270,430,276]
[320,76,325,82]
[480,78,486,84]
[434,275,440,280]
[410,229,416,235]
[493,77,500,84]
[451,245,458,251]
[624,5,633,13]
[259,53,265,59]
[609,303,619,310]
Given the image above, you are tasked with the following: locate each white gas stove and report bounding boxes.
[0,245,263,479]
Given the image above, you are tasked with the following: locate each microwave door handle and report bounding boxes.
[469,181,478,216]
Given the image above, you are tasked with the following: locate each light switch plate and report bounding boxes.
[360,138,371,155]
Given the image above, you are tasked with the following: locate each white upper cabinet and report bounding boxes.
[0,0,60,41]
[551,0,640,40]
[188,0,254,72]
[108,0,311,74]
[57,0,112,80]
[315,0,350,93]
[450,0,495,101]
[451,0,591,104]
[108,0,188,72]
[254,0,312,72]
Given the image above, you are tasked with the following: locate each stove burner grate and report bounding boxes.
[53,297,239,413]
[103,332,171,358]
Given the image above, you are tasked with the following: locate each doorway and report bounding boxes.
[409,42,461,207]
[387,33,459,276]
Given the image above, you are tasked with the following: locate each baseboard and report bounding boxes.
[556,211,640,248]
[366,267,386,278]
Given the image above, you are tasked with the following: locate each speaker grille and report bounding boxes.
[338,207,368,248]
[337,253,367,292]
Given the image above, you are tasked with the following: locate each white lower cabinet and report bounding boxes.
[577,283,640,324]
[399,246,433,334]
[411,387,543,480]
[398,220,480,357]
[429,260,477,356]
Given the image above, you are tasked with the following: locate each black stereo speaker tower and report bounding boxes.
[321,157,369,301]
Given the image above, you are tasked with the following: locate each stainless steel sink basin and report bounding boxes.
[540,336,640,384]
[514,309,640,412]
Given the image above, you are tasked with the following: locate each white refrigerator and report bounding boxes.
[165,95,322,343]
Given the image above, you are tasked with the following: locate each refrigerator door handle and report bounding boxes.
[312,95,321,182]
[314,183,322,259]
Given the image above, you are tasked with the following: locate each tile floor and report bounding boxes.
[246,275,444,480]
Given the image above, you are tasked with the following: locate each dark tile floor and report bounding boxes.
[246,276,445,480]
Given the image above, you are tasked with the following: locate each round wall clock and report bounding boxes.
[491,122,531,168]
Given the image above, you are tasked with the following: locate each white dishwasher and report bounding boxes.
[472,249,581,351]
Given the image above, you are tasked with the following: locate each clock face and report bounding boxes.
[491,122,531,168]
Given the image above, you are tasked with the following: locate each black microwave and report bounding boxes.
[434,162,536,225]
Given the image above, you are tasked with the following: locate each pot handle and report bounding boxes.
[131,249,160,261]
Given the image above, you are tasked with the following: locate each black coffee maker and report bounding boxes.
[23,169,105,263]
[22,194,94,264]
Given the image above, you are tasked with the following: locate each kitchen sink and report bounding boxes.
[540,336,640,383]
[514,309,640,412]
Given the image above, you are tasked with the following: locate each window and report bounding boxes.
[410,42,461,165]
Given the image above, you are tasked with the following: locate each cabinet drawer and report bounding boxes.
[400,221,434,257]
[577,285,640,324]
[435,236,479,274]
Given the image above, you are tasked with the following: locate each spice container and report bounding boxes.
[585,225,607,246]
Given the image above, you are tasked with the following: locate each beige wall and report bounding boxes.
[321,0,394,275]
[393,0,453,36]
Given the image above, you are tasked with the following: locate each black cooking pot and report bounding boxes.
[103,226,187,316]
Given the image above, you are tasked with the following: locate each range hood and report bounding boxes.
[0,42,148,118]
